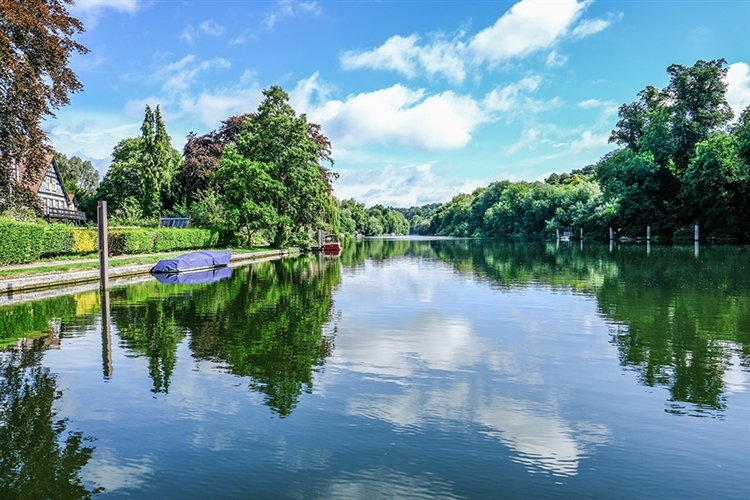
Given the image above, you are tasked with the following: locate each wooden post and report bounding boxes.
[101,289,113,379]
[694,224,699,241]
[647,226,651,241]
[98,201,109,290]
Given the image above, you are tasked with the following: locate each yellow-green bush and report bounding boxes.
[72,229,98,253]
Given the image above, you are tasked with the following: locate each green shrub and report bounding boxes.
[41,224,76,257]
[0,217,46,265]
[109,229,154,255]
[153,228,218,252]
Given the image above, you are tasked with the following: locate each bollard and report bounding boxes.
[97,201,109,290]
[647,226,651,241]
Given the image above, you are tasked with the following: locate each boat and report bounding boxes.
[321,234,342,255]
[151,250,231,274]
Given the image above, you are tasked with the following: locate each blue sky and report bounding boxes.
[48,0,750,207]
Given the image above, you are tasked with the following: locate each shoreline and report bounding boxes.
[0,248,300,304]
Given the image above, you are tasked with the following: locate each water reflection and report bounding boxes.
[0,350,101,499]
[109,257,340,415]
[352,239,750,417]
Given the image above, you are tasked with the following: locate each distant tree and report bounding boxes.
[52,152,99,195]
[95,138,145,213]
[0,0,88,212]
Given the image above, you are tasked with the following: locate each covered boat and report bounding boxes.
[151,250,231,274]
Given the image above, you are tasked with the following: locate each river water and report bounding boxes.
[1,238,748,499]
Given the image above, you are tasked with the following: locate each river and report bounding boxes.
[1,238,748,499]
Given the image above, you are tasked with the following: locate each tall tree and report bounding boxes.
[140,105,180,217]
[216,86,336,247]
[52,152,99,195]
[0,0,88,207]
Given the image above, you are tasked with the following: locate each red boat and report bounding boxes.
[321,234,342,255]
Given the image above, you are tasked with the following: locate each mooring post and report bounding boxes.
[647,241,651,256]
[98,201,109,290]
[101,289,112,379]
[647,226,651,241]
[556,228,560,240]
[694,224,699,242]
[609,227,614,241]
[580,228,583,240]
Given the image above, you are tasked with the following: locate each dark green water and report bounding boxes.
[1,239,748,499]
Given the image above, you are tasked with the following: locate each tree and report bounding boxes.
[140,105,181,217]
[217,86,335,247]
[0,0,88,206]
[52,152,99,196]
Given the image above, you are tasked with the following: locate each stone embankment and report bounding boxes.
[0,249,299,305]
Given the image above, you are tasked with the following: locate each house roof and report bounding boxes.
[16,154,71,202]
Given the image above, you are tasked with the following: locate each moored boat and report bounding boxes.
[151,250,231,274]
[321,234,342,255]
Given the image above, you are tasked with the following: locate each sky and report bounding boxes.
[47,0,750,207]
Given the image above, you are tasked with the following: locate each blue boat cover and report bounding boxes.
[153,266,232,285]
[151,250,231,273]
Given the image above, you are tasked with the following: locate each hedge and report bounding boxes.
[0,218,220,264]
[0,218,46,265]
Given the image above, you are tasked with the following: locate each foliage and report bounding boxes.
[95,107,181,217]
[0,0,88,212]
[52,152,99,196]
[0,350,100,498]
[0,217,46,264]
[215,86,335,247]
[338,199,410,236]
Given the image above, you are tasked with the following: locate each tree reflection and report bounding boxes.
[109,256,340,416]
[0,350,101,499]
[186,258,340,417]
[370,239,750,417]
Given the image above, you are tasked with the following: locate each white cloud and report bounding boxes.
[341,34,467,84]
[571,18,611,39]
[293,75,488,151]
[333,164,484,207]
[180,20,226,44]
[484,76,542,112]
[546,50,568,68]
[70,0,140,26]
[341,1,613,83]
[157,55,231,95]
[726,62,750,117]
[569,130,609,152]
[469,0,590,66]
[264,0,321,30]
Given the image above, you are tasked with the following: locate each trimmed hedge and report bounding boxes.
[0,218,46,265]
[0,217,220,264]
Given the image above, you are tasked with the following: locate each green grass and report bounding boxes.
[0,247,282,280]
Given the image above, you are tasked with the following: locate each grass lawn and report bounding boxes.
[0,247,279,280]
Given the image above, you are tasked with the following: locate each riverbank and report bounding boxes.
[0,248,300,301]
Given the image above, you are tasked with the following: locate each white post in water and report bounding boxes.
[98,201,109,290]
[647,241,651,256]
[580,228,583,240]
[647,226,651,241]
[694,224,699,241]
[609,227,614,241]
[101,289,113,379]
[317,229,324,249]
[556,228,560,241]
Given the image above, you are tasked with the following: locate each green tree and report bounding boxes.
[0,0,88,211]
[139,105,181,217]
[96,137,145,214]
[217,86,335,247]
[681,134,746,238]
[52,152,99,196]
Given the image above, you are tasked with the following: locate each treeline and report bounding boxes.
[91,86,337,248]
[397,59,750,242]
[338,199,409,236]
